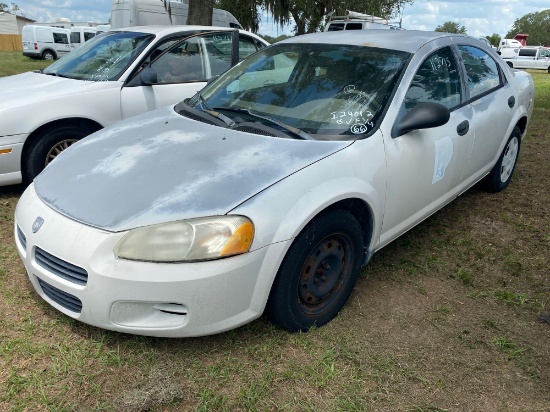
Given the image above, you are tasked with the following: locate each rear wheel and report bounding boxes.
[481,126,521,192]
[42,50,56,60]
[266,209,364,332]
[23,124,95,183]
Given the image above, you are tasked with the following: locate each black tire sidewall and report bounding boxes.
[23,125,90,183]
[266,209,364,332]
[483,127,521,193]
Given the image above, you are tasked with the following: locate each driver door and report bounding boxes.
[120,31,244,119]
[380,46,475,246]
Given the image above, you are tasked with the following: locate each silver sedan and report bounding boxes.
[15,30,534,337]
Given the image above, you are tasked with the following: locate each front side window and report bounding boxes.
[458,45,501,99]
[152,32,234,84]
[184,43,410,139]
[403,47,461,111]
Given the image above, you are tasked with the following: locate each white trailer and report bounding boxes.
[111,0,242,29]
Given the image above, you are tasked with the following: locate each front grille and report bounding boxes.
[17,225,26,251]
[35,247,88,286]
[37,278,82,313]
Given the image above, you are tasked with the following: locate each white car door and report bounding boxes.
[380,45,475,246]
[120,31,252,120]
[456,45,516,185]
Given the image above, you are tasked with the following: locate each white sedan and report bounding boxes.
[0,25,268,186]
[15,30,534,337]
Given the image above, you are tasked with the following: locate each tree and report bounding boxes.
[485,33,500,48]
[435,21,466,34]
[505,9,550,46]
[263,0,413,35]
[0,2,19,13]
[187,0,214,25]
[215,0,261,32]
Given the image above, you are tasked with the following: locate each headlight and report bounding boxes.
[114,216,254,262]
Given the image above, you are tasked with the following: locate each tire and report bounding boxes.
[23,124,95,183]
[481,126,521,193]
[42,50,56,60]
[266,209,364,332]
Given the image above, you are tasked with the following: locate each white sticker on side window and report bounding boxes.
[433,136,453,184]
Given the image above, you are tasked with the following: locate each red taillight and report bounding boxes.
[34,42,38,50]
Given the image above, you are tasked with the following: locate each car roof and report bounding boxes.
[277,30,469,53]
[110,25,268,44]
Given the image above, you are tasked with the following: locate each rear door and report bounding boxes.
[456,44,515,186]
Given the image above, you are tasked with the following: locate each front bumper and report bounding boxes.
[15,185,289,337]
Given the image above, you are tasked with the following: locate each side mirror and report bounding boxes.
[140,66,158,85]
[392,102,450,138]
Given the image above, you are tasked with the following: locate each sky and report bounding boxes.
[9,0,549,39]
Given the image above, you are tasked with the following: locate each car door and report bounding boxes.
[120,31,258,120]
[380,45,475,245]
[53,31,70,57]
[456,45,516,185]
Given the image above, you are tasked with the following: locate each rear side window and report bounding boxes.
[70,32,80,43]
[518,48,537,57]
[346,23,363,30]
[458,45,501,99]
[84,32,95,42]
[403,46,461,111]
[53,33,68,44]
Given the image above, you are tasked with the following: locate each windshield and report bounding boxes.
[44,31,154,81]
[185,43,410,140]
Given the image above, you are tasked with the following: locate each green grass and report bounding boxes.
[0,60,549,411]
[0,51,52,77]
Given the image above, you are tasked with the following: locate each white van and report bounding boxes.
[498,38,522,51]
[95,24,111,35]
[110,0,242,29]
[22,25,71,60]
[69,26,97,50]
[324,11,403,31]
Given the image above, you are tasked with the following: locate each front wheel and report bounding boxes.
[481,126,521,193]
[266,209,364,332]
[23,124,95,183]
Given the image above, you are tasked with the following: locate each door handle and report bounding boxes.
[456,120,469,136]
[508,96,515,108]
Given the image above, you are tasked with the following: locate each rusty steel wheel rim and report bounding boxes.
[298,234,353,315]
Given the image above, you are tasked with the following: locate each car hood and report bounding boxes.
[34,107,351,232]
[0,72,116,111]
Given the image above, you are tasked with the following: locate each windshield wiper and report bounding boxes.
[195,94,235,127]
[43,72,72,79]
[213,107,313,140]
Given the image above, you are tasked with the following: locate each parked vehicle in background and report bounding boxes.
[324,10,402,31]
[502,46,550,72]
[498,38,522,51]
[69,26,97,50]
[14,30,534,337]
[111,0,242,29]
[0,26,268,186]
[95,24,111,35]
[22,25,71,60]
